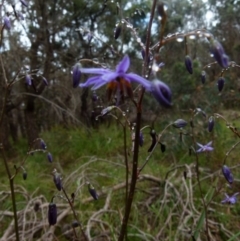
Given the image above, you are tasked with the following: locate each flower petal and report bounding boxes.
[81,68,110,75]
[116,55,130,73]
[91,79,108,90]
[101,72,119,82]
[79,76,101,88]
[126,73,151,90]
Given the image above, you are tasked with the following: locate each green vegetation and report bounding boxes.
[1,114,240,240]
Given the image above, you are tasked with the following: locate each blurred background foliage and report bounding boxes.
[1,0,240,150]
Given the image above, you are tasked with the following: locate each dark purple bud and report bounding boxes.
[48,203,57,226]
[173,119,188,128]
[208,116,214,132]
[20,0,28,7]
[201,71,206,84]
[42,77,48,86]
[160,142,166,153]
[3,16,11,30]
[40,139,47,150]
[148,129,157,152]
[34,202,40,212]
[47,152,53,163]
[150,79,172,107]
[25,75,32,86]
[23,171,27,180]
[185,55,193,74]
[114,23,121,40]
[53,170,62,191]
[217,77,225,92]
[139,131,144,147]
[72,220,80,228]
[222,165,234,184]
[157,2,166,18]
[210,40,229,68]
[72,63,81,88]
[92,92,98,102]
[88,183,98,200]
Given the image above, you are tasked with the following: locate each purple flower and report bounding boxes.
[217,77,225,92]
[196,141,214,153]
[20,0,28,7]
[222,165,234,184]
[208,116,214,132]
[48,203,57,226]
[221,193,239,204]
[3,16,11,30]
[210,40,229,68]
[79,55,151,95]
[185,55,193,74]
[150,79,172,107]
[72,63,81,88]
[88,183,98,200]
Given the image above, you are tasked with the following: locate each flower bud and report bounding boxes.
[150,79,172,107]
[53,170,62,191]
[148,129,157,152]
[88,183,98,200]
[173,119,188,128]
[208,116,214,132]
[114,23,121,39]
[25,75,32,86]
[3,16,11,30]
[47,152,53,163]
[72,63,81,88]
[217,77,225,92]
[160,142,166,153]
[40,139,47,150]
[157,2,166,18]
[222,165,233,184]
[72,220,80,228]
[42,77,48,86]
[48,203,57,226]
[23,171,27,180]
[210,40,229,68]
[201,71,206,84]
[185,55,193,74]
